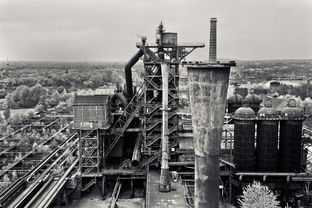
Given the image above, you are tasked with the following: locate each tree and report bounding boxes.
[57,86,65,94]
[238,181,280,208]
[3,103,10,120]
[11,170,17,181]
[2,174,10,183]
[48,90,60,107]
[30,84,46,106]
[11,85,32,107]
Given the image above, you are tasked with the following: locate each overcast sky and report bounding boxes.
[0,0,311,62]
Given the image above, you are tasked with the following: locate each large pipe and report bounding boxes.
[187,64,230,208]
[131,136,141,167]
[124,49,144,97]
[209,18,217,63]
[159,63,171,192]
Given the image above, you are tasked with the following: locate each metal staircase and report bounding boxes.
[139,46,161,63]
[105,84,144,158]
[146,124,178,147]
[81,177,96,191]
[138,138,178,168]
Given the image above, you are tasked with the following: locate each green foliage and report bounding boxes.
[11,170,17,181]
[37,145,51,153]
[238,181,280,208]
[5,125,13,135]
[3,103,10,120]
[12,85,31,107]
[30,84,46,105]
[2,174,10,183]
[275,83,310,99]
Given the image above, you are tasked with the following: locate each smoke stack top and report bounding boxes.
[209,18,217,63]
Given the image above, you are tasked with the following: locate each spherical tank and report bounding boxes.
[245,92,262,113]
[256,106,279,172]
[279,103,304,172]
[227,93,243,114]
[234,106,256,172]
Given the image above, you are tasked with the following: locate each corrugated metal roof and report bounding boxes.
[73,95,109,105]
[94,88,116,95]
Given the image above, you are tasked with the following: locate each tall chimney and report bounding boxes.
[209,18,217,63]
[187,65,230,207]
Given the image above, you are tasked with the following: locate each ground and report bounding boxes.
[59,187,145,208]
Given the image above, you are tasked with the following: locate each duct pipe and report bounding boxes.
[209,18,217,63]
[124,49,144,97]
[187,64,230,208]
[159,63,171,192]
[131,136,141,167]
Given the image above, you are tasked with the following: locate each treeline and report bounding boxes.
[3,70,124,91]
[275,83,311,99]
[1,62,127,92]
[4,84,73,109]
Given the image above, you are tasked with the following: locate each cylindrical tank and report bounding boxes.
[227,93,243,114]
[279,100,304,172]
[245,91,262,113]
[234,105,256,172]
[162,32,177,46]
[256,103,279,172]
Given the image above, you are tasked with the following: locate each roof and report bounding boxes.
[94,88,116,95]
[73,95,109,105]
[245,93,262,104]
[281,107,304,120]
[257,107,279,119]
[234,106,256,120]
[227,94,243,103]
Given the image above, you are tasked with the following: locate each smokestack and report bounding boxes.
[187,65,230,208]
[209,18,217,63]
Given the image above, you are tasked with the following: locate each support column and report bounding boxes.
[187,65,230,208]
[101,176,106,199]
[159,63,171,192]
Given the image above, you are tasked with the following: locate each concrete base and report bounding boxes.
[158,184,171,192]
[159,168,171,192]
[147,171,185,207]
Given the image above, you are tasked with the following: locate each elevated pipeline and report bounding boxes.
[131,136,141,167]
[124,49,143,98]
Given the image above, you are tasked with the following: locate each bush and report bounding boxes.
[3,104,10,120]
[238,181,280,208]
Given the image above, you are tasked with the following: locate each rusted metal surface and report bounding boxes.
[187,64,230,208]
[159,63,171,192]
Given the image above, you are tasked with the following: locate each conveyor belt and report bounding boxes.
[0,130,79,208]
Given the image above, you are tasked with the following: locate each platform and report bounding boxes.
[146,171,186,208]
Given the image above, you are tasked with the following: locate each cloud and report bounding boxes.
[0,0,311,61]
